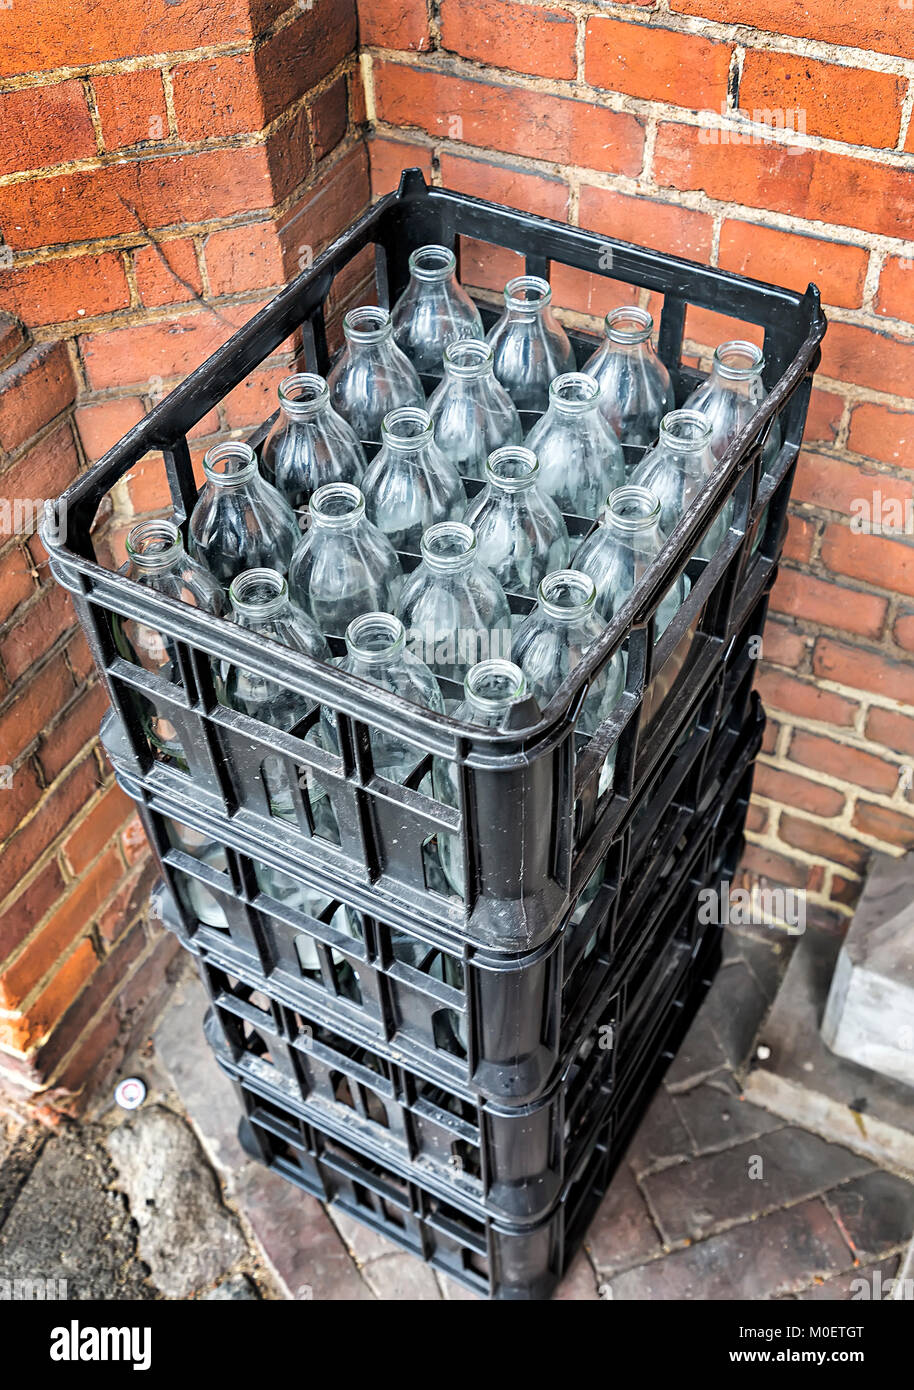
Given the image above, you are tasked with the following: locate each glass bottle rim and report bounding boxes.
[343,305,392,344]
[659,409,714,452]
[486,445,539,492]
[604,305,654,345]
[443,338,494,378]
[421,521,476,572]
[550,372,601,413]
[229,567,288,617]
[125,517,183,569]
[345,611,406,664]
[504,275,552,313]
[712,339,765,381]
[310,481,366,527]
[537,568,597,620]
[464,658,526,712]
[381,406,434,450]
[203,440,258,485]
[278,372,329,417]
[605,485,662,532]
[408,244,457,283]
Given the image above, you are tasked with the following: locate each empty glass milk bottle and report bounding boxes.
[114,518,225,760]
[511,569,625,736]
[390,244,483,377]
[395,522,512,684]
[189,440,299,588]
[289,482,403,635]
[582,306,674,448]
[222,568,330,821]
[464,445,569,595]
[361,406,466,553]
[164,819,231,931]
[486,275,576,413]
[260,372,366,511]
[431,660,529,898]
[573,485,688,637]
[319,612,444,782]
[632,409,729,561]
[327,305,424,444]
[684,339,781,470]
[426,339,522,479]
[524,373,625,518]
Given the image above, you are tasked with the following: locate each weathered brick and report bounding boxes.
[821,524,914,600]
[0,861,66,963]
[80,301,260,390]
[0,757,98,906]
[203,222,285,298]
[739,49,905,148]
[876,256,914,324]
[0,542,38,623]
[755,669,859,728]
[442,0,577,80]
[34,682,108,783]
[778,814,869,872]
[357,0,430,50]
[654,123,912,242]
[0,251,131,328]
[75,397,146,462]
[369,137,432,197]
[93,69,169,151]
[0,653,75,763]
[789,729,899,797]
[718,221,868,311]
[133,239,203,309]
[761,618,808,669]
[0,424,81,530]
[782,513,817,566]
[586,17,731,107]
[311,74,349,162]
[866,706,914,760]
[814,637,914,705]
[0,937,97,1054]
[0,341,77,456]
[0,763,43,844]
[61,784,133,875]
[804,388,844,446]
[669,0,914,60]
[852,800,914,849]
[256,2,358,124]
[894,609,914,654]
[373,61,645,177]
[580,184,713,262]
[847,403,914,467]
[171,53,263,141]
[753,761,846,818]
[0,82,96,178]
[0,584,74,681]
[740,841,812,890]
[770,568,887,639]
[820,320,914,399]
[794,451,912,517]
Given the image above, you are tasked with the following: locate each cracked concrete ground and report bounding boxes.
[1,921,912,1301]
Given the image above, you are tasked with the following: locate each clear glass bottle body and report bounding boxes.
[320,612,444,782]
[188,440,300,589]
[683,339,781,471]
[573,485,688,637]
[511,569,624,736]
[221,568,331,821]
[426,339,522,480]
[582,306,674,448]
[395,522,512,685]
[164,819,231,930]
[260,372,366,512]
[463,445,569,596]
[486,275,576,414]
[360,406,466,553]
[431,660,528,898]
[390,244,483,378]
[289,482,404,637]
[114,518,225,759]
[632,410,728,560]
[523,373,625,518]
[327,305,424,445]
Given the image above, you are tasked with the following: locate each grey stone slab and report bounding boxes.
[700,959,770,1070]
[625,1085,693,1175]
[0,1125,154,1300]
[201,1273,260,1300]
[641,1127,872,1244]
[153,971,249,1178]
[436,1272,481,1300]
[585,1160,664,1275]
[606,1199,850,1301]
[361,1251,442,1300]
[672,1076,785,1154]
[732,930,793,1005]
[745,927,914,1173]
[233,1164,373,1300]
[0,1111,44,1233]
[329,1208,400,1265]
[823,1170,914,1261]
[792,1256,899,1301]
[664,1005,730,1092]
[106,1104,247,1298]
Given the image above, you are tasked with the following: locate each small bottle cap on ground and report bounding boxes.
[114,1077,147,1110]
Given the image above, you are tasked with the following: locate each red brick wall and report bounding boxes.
[0,0,369,1108]
[359,0,914,936]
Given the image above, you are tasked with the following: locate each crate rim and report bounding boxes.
[42,168,826,755]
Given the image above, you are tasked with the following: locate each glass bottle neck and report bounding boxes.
[462,660,526,719]
[381,407,435,456]
[658,410,713,457]
[229,569,291,621]
[345,612,406,666]
[203,441,259,491]
[126,519,186,573]
[537,570,598,623]
[279,372,331,422]
[421,523,477,575]
[310,483,366,532]
[604,486,663,537]
[503,275,552,323]
[708,341,765,397]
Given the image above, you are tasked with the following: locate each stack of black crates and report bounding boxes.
[46,171,825,1299]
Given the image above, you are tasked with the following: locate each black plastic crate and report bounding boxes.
[227,914,723,1301]
[116,685,761,1103]
[44,170,825,957]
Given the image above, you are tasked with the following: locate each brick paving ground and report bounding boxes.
[2,921,912,1301]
